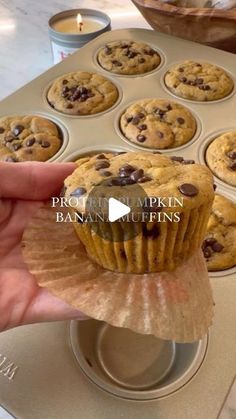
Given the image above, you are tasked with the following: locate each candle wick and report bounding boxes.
[79,22,83,32]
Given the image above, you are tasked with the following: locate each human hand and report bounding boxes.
[0,162,88,332]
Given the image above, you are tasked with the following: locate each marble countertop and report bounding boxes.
[0,0,150,100]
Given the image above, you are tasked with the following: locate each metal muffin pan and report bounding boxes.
[0,28,235,403]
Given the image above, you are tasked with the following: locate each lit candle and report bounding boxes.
[49,9,111,64]
[53,13,104,34]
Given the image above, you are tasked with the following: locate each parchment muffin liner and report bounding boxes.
[22,203,214,343]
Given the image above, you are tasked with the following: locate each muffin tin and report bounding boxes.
[0,28,235,417]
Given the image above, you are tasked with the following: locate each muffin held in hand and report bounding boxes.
[97,40,161,75]
[206,131,236,187]
[202,194,236,271]
[165,61,233,101]
[64,152,214,273]
[47,71,119,115]
[120,99,197,149]
[0,115,62,162]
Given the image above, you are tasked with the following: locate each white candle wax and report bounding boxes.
[53,16,104,34]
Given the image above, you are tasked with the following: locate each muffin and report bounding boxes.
[0,115,62,162]
[97,40,161,75]
[64,152,214,273]
[206,131,236,187]
[165,61,233,101]
[120,99,197,149]
[202,194,236,271]
[47,71,119,115]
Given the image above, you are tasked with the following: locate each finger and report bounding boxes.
[0,162,76,200]
[23,287,89,324]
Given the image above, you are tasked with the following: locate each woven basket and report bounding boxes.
[132,0,236,52]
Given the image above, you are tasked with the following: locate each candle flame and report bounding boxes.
[76,13,83,25]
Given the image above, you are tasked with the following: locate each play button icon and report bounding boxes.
[85,177,148,242]
[108,198,131,222]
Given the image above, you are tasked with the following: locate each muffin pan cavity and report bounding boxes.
[70,319,208,401]
[96,40,164,77]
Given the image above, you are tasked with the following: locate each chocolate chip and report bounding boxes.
[178,67,184,72]
[228,161,236,171]
[213,184,217,191]
[13,143,22,151]
[112,60,122,66]
[227,151,236,160]
[155,108,166,118]
[71,187,87,197]
[156,131,164,139]
[126,116,133,123]
[100,170,112,177]
[62,86,69,96]
[178,183,199,197]
[180,76,187,83]
[177,117,185,125]
[130,169,144,182]
[131,116,141,125]
[127,50,137,59]
[203,246,212,259]
[137,112,145,119]
[0,127,5,134]
[204,238,217,248]
[183,159,195,165]
[138,124,147,131]
[138,176,152,183]
[5,156,18,162]
[12,125,24,136]
[166,104,172,111]
[66,104,73,109]
[139,58,145,63]
[41,141,50,148]
[96,154,107,160]
[200,85,211,91]
[171,156,184,162]
[62,79,68,85]
[95,160,110,170]
[104,45,112,55]
[196,78,204,85]
[144,48,157,56]
[120,177,136,185]
[119,164,136,177]
[26,137,35,147]
[143,224,159,239]
[212,242,224,253]
[137,134,146,143]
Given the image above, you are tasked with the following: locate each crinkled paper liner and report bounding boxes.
[22,204,214,343]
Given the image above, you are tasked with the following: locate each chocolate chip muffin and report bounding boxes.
[97,41,161,75]
[202,194,236,271]
[165,61,233,101]
[120,99,197,149]
[0,115,62,162]
[206,131,236,187]
[47,71,119,115]
[64,152,214,273]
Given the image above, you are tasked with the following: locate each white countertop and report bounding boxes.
[0,0,151,101]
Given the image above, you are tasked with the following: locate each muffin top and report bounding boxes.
[0,115,61,162]
[165,60,233,101]
[120,99,197,149]
[47,71,119,115]
[202,194,236,271]
[64,152,214,214]
[206,131,236,187]
[97,40,161,75]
